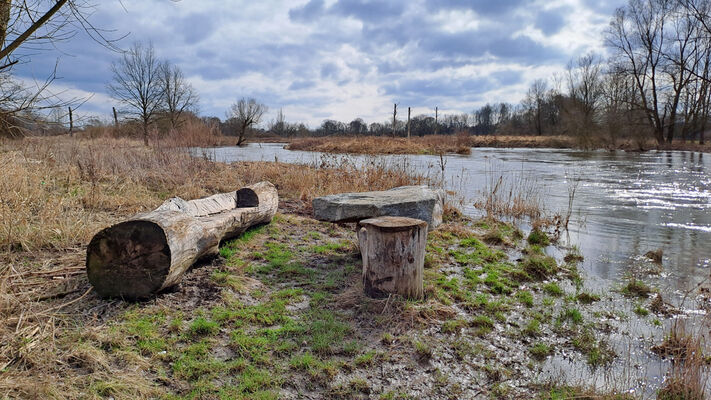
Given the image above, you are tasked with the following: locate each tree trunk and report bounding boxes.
[407,107,411,139]
[143,119,149,146]
[68,106,73,137]
[0,0,11,48]
[357,216,427,300]
[86,181,278,299]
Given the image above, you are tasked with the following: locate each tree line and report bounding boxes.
[267,0,711,148]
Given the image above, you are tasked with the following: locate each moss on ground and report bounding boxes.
[27,213,630,399]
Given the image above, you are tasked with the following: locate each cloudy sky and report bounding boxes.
[13,0,624,128]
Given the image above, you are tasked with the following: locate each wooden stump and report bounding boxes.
[357,216,427,300]
[86,181,278,299]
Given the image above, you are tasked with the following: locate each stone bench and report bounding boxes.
[312,185,444,230]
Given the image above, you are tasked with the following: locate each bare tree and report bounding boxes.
[108,42,164,146]
[0,1,120,136]
[0,1,113,70]
[523,79,548,136]
[227,98,267,146]
[159,61,198,131]
[606,0,671,145]
[269,107,286,136]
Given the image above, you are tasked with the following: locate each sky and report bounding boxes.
[13,0,625,128]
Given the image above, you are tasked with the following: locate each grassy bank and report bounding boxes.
[286,135,711,155]
[0,136,434,397]
[0,137,703,399]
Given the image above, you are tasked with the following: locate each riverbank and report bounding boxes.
[0,137,705,399]
[285,135,711,155]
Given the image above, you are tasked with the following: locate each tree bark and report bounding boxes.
[86,181,278,299]
[0,0,69,62]
[358,216,427,300]
[68,106,73,137]
[143,119,149,146]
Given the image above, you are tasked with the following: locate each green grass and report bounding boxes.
[311,240,351,254]
[529,342,552,360]
[306,309,350,355]
[542,282,564,297]
[354,351,377,367]
[571,327,615,368]
[441,318,468,334]
[524,319,541,337]
[517,290,534,307]
[521,254,557,280]
[622,279,652,298]
[471,315,495,336]
[188,316,220,337]
[634,305,649,316]
[219,225,267,259]
[559,308,584,325]
[414,340,432,360]
[527,229,550,246]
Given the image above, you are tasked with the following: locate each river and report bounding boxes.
[196,143,711,394]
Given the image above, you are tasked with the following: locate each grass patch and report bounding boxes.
[188,316,220,337]
[529,342,551,360]
[621,279,652,298]
[542,282,564,297]
[571,327,615,368]
[517,290,534,307]
[576,292,600,304]
[521,254,557,280]
[527,229,550,246]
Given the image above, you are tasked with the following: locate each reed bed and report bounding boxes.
[287,135,473,155]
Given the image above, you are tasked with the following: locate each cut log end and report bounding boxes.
[86,220,171,300]
[358,216,427,300]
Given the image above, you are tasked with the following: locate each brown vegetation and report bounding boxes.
[654,320,708,400]
[286,134,578,155]
[0,134,435,397]
[286,134,711,155]
[287,134,473,155]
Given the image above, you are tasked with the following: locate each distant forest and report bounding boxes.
[6,0,711,148]
[252,0,711,147]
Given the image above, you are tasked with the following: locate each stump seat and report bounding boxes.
[357,216,427,300]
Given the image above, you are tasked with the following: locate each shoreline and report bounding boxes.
[283,135,711,156]
[0,136,704,398]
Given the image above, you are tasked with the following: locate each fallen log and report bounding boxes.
[86,181,278,299]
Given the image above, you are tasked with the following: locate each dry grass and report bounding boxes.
[654,320,708,400]
[286,134,580,155]
[287,135,472,155]
[287,134,711,154]
[473,170,544,220]
[0,135,437,398]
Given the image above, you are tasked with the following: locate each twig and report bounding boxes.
[41,287,92,314]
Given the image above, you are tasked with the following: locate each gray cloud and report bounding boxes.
[9,0,623,126]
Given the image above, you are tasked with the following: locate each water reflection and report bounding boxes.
[196,143,711,394]
[199,143,711,298]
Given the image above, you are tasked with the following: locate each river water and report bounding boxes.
[197,143,711,393]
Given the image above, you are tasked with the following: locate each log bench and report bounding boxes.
[86,181,278,299]
[357,216,427,300]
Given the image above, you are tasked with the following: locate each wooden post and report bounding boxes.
[434,106,438,135]
[68,106,73,137]
[112,106,119,128]
[392,103,397,137]
[407,107,411,139]
[358,216,427,300]
[86,181,278,299]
